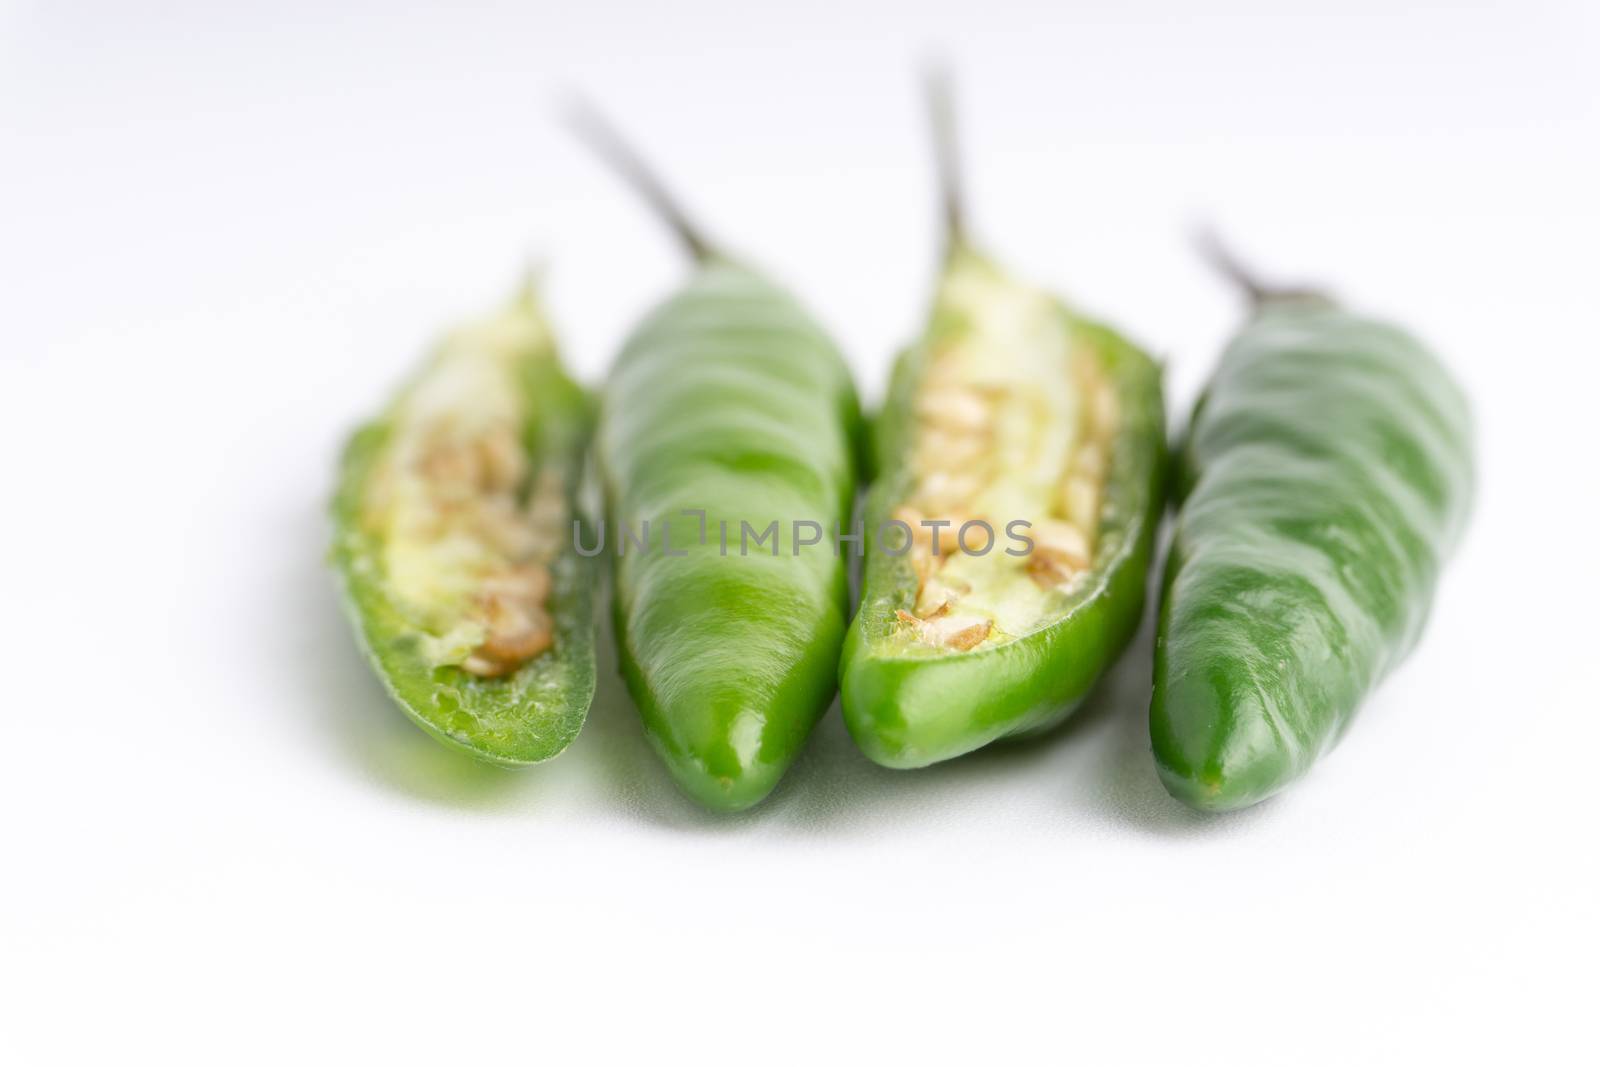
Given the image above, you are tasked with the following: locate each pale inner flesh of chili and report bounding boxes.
[363,311,565,677]
[893,254,1117,652]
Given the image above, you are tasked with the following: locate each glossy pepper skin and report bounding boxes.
[571,104,861,811]
[599,261,861,811]
[1152,291,1473,811]
[331,286,597,764]
[840,250,1165,767]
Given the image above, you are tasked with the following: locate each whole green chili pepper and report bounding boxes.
[570,103,861,812]
[331,279,597,764]
[1151,237,1474,810]
[839,75,1166,767]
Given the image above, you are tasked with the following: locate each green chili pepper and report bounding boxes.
[570,102,861,812]
[1151,237,1474,810]
[839,74,1166,768]
[331,280,597,764]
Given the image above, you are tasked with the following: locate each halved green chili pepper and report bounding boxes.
[570,103,861,811]
[840,76,1166,768]
[1151,238,1474,810]
[331,280,597,764]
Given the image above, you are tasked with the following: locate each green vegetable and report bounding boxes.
[1151,238,1474,810]
[571,102,861,811]
[839,74,1166,767]
[331,280,597,764]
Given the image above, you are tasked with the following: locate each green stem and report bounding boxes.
[925,63,969,253]
[564,95,715,263]
[1194,229,1330,307]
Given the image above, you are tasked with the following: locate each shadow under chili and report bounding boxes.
[297,496,1272,834]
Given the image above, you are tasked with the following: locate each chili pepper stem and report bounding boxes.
[925,62,970,256]
[1194,228,1331,307]
[563,94,716,263]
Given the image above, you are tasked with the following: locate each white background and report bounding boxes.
[3,1,1596,1063]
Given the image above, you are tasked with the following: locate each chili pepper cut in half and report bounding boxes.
[840,74,1166,768]
[331,279,598,763]
[569,101,862,812]
[1152,236,1474,811]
